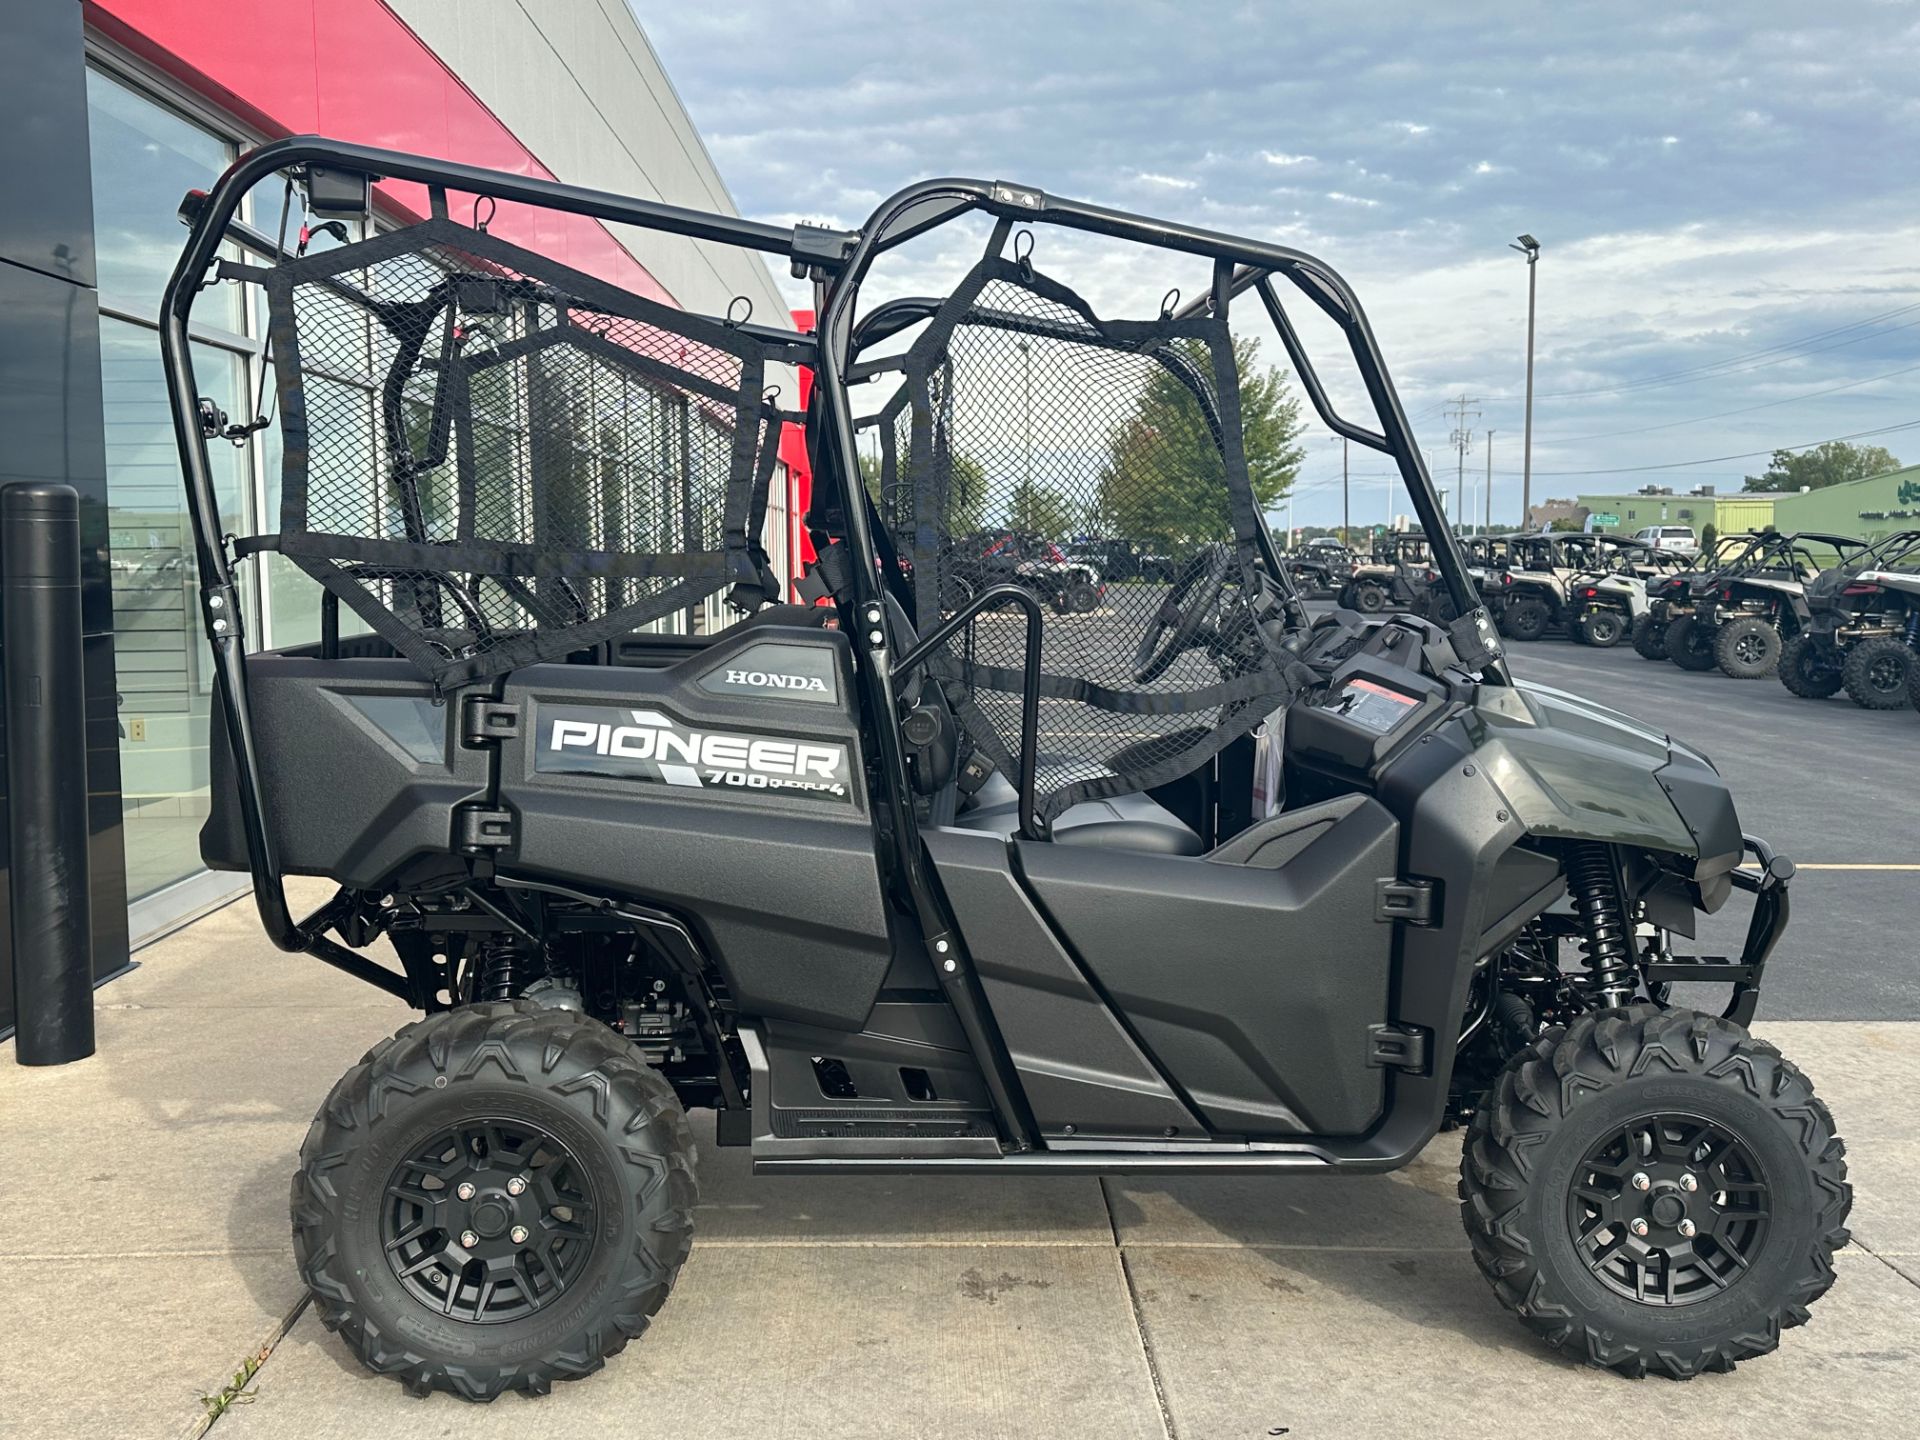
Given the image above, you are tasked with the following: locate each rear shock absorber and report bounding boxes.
[1566,842,1637,1007]
[477,935,526,1002]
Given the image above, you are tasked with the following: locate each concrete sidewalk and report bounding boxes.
[4,883,1917,1440]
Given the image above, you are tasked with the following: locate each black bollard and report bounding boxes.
[4,483,95,1064]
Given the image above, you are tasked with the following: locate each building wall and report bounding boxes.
[1574,491,1780,535]
[1773,465,1920,541]
[0,0,133,1034]
[31,0,795,959]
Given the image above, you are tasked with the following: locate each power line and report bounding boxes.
[1516,418,1920,477]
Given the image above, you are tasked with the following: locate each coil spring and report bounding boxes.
[478,935,523,1002]
[1906,609,1918,646]
[1566,842,1636,1004]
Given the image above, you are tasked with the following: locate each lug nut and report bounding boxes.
[506,1176,527,1196]
[510,1225,529,1244]
[1678,1174,1698,1193]
[460,1229,479,1248]
[1629,1218,1649,1237]
[1630,1172,1651,1191]
[456,1182,476,1200]
[1678,1218,1696,1238]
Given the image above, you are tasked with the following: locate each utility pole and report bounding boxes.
[1511,234,1541,529]
[1484,430,1495,533]
[1445,394,1481,534]
[1342,436,1350,543]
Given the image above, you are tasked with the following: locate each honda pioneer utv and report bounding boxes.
[1778,530,1920,709]
[161,139,1848,1400]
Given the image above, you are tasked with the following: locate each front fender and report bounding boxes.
[1460,681,1741,874]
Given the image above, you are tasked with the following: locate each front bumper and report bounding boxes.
[1644,834,1794,1027]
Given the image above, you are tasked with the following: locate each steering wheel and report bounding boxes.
[1132,544,1233,683]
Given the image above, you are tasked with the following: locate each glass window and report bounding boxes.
[86,67,239,328]
[101,319,253,901]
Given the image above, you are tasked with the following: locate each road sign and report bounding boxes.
[1590,511,1619,527]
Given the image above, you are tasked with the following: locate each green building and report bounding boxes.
[1573,486,1785,537]
[1771,464,1920,541]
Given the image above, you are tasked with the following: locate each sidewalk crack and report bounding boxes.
[1119,1249,1177,1440]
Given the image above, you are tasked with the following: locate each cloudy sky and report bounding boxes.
[640,1,1920,527]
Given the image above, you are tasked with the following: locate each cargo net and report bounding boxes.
[866,251,1301,824]
[250,216,786,686]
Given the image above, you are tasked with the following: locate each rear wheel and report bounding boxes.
[1351,582,1388,614]
[1581,609,1625,648]
[1778,633,1845,699]
[1841,635,1912,710]
[1631,613,1669,661]
[292,1001,697,1400]
[1502,596,1550,641]
[1462,1005,1851,1379]
[1715,615,1782,679]
[1666,615,1718,672]
[1064,579,1101,614]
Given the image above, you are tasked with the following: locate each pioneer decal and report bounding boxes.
[695,640,841,705]
[536,704,853,802]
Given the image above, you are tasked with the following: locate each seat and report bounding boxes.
[952,771,1203,857]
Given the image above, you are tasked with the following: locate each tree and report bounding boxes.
[1743,441,1901,493]
[1700,521,1719,553]
[1006,483,1076,538]
[860,446,989,534]
[1095,335,1305,551]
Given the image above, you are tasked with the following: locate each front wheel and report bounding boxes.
[1778,632,1844,699]
[1631,613,1670,661]
[1715,615,1782,679]
[1351,581,1388,614]
[1841,635,1912,710]
[1461,1005,1851,1379]
[1666,615,1719,671]
[292,1002,698,1400]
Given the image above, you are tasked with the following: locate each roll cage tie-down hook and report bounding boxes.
[726,294,754,328]
[1012,228,1035,283]
[1159,287,1180,321]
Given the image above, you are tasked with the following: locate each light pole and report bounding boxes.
[1510,234,1540,530]
[1484,430,1495,533]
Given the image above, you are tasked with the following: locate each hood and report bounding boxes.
[1460,680,1740,867]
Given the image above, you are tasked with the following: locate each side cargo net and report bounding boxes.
[242,215,795,687]
[864,236,1305,825]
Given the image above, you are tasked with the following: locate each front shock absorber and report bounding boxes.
[1566,842,1637,1006]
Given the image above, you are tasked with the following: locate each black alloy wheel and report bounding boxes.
[383,1117,599,1324]
[1841,635,1912,710]
[1566,1113,1771,1307]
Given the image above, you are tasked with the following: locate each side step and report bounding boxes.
[740,1021,1004,1163]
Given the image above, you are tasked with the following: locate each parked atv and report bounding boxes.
[1779,530,1920,708]
[1337,534,1433,614]
[1681,533,1867,680]
[161,139,1848,1398]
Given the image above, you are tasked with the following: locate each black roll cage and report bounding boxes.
[161,138,1498,1155]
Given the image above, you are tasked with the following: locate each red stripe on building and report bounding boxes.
[82,0,675,305]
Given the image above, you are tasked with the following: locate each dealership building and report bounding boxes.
[0,0,797,1030]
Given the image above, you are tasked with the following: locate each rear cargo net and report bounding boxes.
[862,237,1303,824]
[243,216,795,687]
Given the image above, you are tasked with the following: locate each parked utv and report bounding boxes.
[1431,533,1515,628]
[1563,540,1689,649]
[948,530,1106,614]
[1677,533,1867,680]
[1497,532,1619,641]
[161,139,1849,1400]
[1778,531,1920,708]
[1337,533,1434,614]
[1633,533,1766,662]
[1281,541,1353,598]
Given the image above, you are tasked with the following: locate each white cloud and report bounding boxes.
[1262,150,1314,166]
[1325,191,1382,207]
[1472,160,1504,175]
[1662,134,1681,145]
[1397,121,1431,135]
[1133,171,1197,189]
